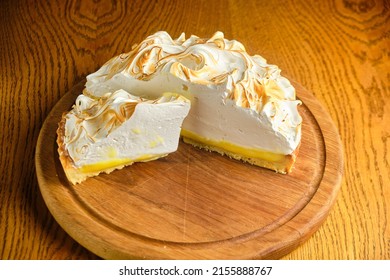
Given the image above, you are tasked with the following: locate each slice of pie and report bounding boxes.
[57,90,190,184]
[83,31,302,174]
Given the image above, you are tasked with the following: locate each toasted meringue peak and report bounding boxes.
[86,31,297,106]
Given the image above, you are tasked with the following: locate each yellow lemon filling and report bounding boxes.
[181,129,285,162]
[79,154,162,174]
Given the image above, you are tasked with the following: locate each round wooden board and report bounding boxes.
[35,80,343,259]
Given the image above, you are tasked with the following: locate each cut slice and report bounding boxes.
[57,90,190,184]
[84,31,302,173]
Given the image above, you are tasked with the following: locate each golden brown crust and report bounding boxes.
[56,113,83,184]
[182,137,300,174]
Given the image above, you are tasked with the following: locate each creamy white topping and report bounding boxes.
[63,90,190,167]
[85,31,302,155]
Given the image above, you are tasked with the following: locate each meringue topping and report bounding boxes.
[85,31,302,156]
[63,90,191,168]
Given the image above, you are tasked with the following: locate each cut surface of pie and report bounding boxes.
[57,90,190,184]
[83,31,302,174]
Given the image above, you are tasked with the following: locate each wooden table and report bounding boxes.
[0,0,389,260]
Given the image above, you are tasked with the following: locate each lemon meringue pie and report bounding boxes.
[57,90,190,184]
[83,31,302,174]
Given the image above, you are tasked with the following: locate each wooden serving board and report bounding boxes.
[35,80,343,259]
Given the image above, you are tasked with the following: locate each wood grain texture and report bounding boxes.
[35,80,342,259]
[0,0,389,259]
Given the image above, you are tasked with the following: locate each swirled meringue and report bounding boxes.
[83,31,302,173]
